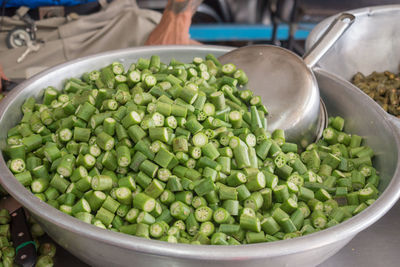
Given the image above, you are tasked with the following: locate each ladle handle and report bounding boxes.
[303,13,355,68]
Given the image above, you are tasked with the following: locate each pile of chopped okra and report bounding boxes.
[3,54,379,245]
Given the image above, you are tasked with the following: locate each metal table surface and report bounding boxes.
[46,200,400,267]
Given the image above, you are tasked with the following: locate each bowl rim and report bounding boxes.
[1,45,400,261]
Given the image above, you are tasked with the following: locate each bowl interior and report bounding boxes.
[315,68,399,192]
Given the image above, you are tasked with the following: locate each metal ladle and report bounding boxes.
[218,13,355,148]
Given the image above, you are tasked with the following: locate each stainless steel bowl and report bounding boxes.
[305,5,400,124]
[1,46,400,267]
[306,5,400,81]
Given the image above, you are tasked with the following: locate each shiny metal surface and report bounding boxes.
[218,14,352,148]
[1,46,400,267]
[218,45,321,148]
[321,199,400,267]
[24,199,400,267]
[303,13,355,68]
[306,5,400,81]
[305,5,400,122]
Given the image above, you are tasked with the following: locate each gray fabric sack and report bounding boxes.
[0,0,161,79]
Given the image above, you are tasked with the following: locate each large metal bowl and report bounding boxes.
[1,46,400,267]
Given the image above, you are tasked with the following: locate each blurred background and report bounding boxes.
[2,0,400,56]
[1,0,400,96]
[1,0,400,83]
[138,0,400,54]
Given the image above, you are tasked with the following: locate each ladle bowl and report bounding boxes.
[219,13,355,147]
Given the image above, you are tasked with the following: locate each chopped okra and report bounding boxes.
[3,55,380,245]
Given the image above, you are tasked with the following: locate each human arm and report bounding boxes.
[145,0,203,45]
[0,64,8,92]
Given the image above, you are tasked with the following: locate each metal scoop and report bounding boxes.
[218,13,355,148]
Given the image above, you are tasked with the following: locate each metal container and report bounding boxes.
[217,13,353,148]
[306,4,400,80]
[305,5,400,124]
[1,46,400,267]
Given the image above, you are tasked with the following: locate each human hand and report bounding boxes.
[0,64,8,92]
[145,0,202,45]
